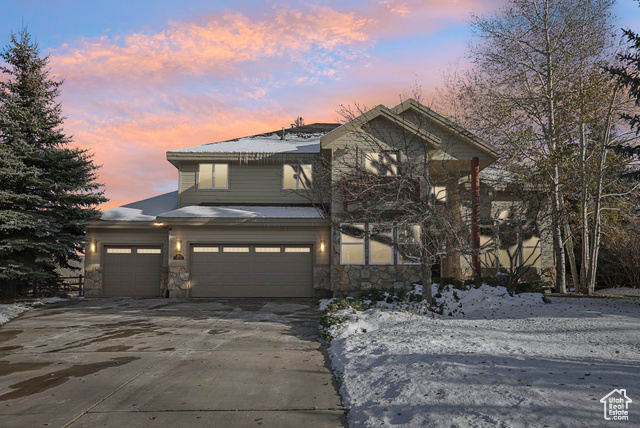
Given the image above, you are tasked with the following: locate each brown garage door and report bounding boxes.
[190,245,313,297]
[103,246,162,297]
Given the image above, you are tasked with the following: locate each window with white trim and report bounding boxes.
[369,224,393,264]
[283,164,312,189]
[430,185,447,202]
[398,224,421,264]
[340,223,365,264]
[521,237,542,268]
[198,163,228,189]
[364,152,399,176]
[480,234,497,268]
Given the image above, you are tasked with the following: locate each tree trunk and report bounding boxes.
[421,262,433,305]
[544,2,566,294]
[579,119,589,294]
[587,86,618,294]
[563,221,580,292]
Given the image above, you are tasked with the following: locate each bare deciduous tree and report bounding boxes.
[303,98,479,303]
[436,0,640,294]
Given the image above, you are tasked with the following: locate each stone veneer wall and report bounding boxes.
[330,229,421,296]
[167,265,189,298]
[314,266,332,298]
[84,266,102,297]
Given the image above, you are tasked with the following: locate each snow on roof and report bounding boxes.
[157,205,324,219]
[100,191,178,221]
[169,133,323,154]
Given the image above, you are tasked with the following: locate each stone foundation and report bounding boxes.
[330,264,421,296]
[84,266,103,297]
[168,265,189,298]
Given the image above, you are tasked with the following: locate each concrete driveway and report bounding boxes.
[0,298,346,427]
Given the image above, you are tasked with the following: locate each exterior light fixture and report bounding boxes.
[320,240,326,252]
[90,241,97,253]
[153,222,164,227]
[173,239,185,260]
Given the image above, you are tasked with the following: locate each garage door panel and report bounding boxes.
[103,246,162,297]
[190,245,313,298]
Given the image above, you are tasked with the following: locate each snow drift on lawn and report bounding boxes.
[0,297,68,326]
[326,285,640,427]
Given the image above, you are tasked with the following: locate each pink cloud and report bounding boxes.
[51,6,372,86]
[47,1,503,210]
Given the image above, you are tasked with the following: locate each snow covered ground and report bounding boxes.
[326,285,640,427]
[0,297,68,326]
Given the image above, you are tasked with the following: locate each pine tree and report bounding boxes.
[0,28,107,297]
[608,26,640,180]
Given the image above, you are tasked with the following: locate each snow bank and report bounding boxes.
[325,285,640,427]
[0,298,69,326]
[0,303,30,325]
[432,283,546,318]
[595,286,640,297]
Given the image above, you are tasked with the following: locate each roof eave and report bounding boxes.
[392,99,500,160]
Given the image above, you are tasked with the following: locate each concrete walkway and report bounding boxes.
[0,298,346,427]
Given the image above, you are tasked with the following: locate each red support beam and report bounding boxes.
[471,157,482,278]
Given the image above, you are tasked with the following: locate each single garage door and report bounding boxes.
[103,246,162,297]
[190,245,313,297]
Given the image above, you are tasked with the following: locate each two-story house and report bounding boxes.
[84,99,553,298]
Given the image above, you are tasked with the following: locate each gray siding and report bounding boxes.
[178,162,324,208]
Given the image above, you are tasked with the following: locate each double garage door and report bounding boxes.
[103,246,162,297]
[190,245,313,298]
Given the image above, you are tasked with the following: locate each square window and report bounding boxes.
[283,164,312,189]
[365,152,398,176]
[431,185,447,202]
[198,163,228,189]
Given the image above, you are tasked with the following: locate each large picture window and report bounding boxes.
[198,163,228,189]
[482,233,542,269]
[339,223,422,265]
[398,224,421,264]
[369,225,393,264]
[283,164,312,189]
[364,152,399,176]
[340,223,365,264]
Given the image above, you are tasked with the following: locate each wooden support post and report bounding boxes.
[471,157,482,278]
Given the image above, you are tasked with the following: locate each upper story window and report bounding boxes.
[431,185,447,202]
[365,152,399,176]
[198,163,228,189]
[283,164,312,189]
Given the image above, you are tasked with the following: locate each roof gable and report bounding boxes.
[320,104,441,150]
[391,98,499,160]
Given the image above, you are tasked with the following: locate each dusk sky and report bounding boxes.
[3,0,640,210]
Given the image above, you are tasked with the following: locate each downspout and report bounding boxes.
[471,157,482,278]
